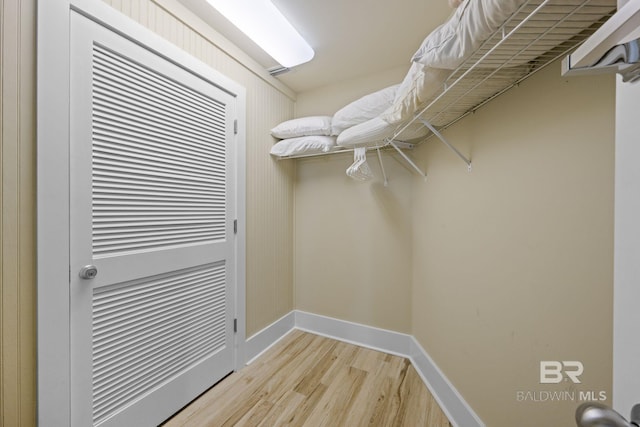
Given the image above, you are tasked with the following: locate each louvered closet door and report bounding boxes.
[69,13,237,427]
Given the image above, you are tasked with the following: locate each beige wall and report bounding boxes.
[294,66,417,333]
[295,65,407,117]
[294,62,615,425]
[104,0,297,337]
[294,152,414,333]
[0,0,37,425]
[411,63,614,426]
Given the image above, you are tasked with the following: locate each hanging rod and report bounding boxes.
[273,141,415,160]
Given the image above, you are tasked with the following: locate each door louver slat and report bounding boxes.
[91,44,227,257]
[92,263,227,425]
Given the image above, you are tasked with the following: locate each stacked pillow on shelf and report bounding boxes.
[269,83,401,157]
[269,116,335,157]
[331,84,399,136]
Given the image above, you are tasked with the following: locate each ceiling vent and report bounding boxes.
[268,66,291,76]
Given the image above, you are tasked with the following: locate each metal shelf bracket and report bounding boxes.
[376,148,389,187]
[388,140,427,181]
[418,118,472,172]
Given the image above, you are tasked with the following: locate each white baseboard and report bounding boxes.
[409,337,485,427]
[245,311,295,364]
[244,310,483,427]
[294,310,413,357]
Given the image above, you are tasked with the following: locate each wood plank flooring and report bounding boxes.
[162,330,452,427]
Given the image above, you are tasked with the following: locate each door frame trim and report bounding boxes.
[37,1,247,425]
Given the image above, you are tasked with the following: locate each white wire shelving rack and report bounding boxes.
[275,0,617,174]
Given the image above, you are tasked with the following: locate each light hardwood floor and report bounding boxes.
[162,330,452,426]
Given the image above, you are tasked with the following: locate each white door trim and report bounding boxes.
[36,1,246,425]
[613,75,640,416]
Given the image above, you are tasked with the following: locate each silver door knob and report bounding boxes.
[79,265,98,280]
[576,402,634,427]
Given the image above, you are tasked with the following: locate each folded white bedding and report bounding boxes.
[331,84,399,135]
[336,117,394,148]
[381,0,526,126]
[380,63,450,126]
[411,0,526,69]
[336,116,429,148]
[411,0,605,71]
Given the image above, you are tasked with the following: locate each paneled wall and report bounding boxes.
[102,0,297,337]
[0,0,37,425]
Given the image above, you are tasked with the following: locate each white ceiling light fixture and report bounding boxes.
[205,0,315,68]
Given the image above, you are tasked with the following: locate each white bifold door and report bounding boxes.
[69,12,237,427]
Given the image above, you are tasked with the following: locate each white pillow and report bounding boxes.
[331,84,400,135]
[336,117,396,148]
[270,135,337,157]
[270,116,332,139]
[337,116,429,148]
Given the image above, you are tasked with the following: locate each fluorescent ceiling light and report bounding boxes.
[206,0,315,68]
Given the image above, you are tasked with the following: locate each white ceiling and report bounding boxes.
[177,0,454,93]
